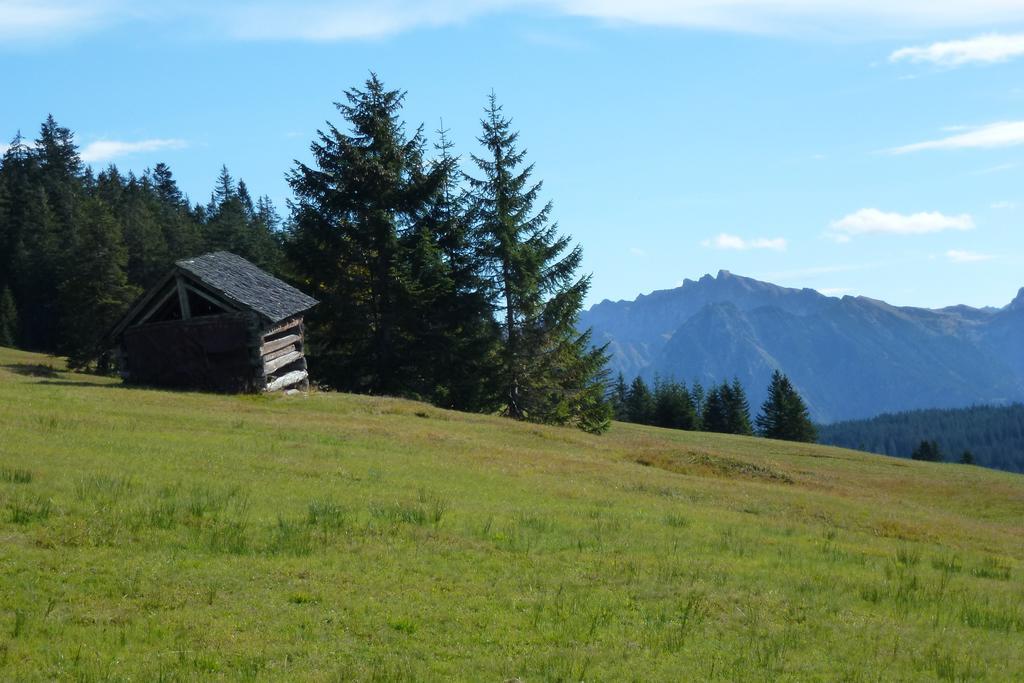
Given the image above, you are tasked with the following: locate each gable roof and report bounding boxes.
[175,252,318,324]
[107,252,319,344]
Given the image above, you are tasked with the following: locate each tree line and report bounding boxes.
[610,370,817,443]
[0,116,283,368]
[0,75,611,432]
[818,403,1024,473]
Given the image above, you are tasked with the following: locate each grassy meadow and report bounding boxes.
[1,345,1023,681]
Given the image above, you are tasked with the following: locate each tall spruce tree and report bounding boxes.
[704,380,753,435]
[57,198,139,369]
[755,370,817,442]
[727,378,754,435]
[625,376,654,425]
[611,372,629,421]
[401,126,499,410]
[149,163,203,259]
[14,121,77,350]
[652,378,698,430]
[205,166,250,254]
[702,383,730,433]
[691,381,706,428]
[286,74,445,395]
[117,172,170,288]
[467,93,610,432]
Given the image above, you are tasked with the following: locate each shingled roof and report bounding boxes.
[176,252,318,323]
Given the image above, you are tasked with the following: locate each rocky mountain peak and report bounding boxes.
[1008,287,1024,311]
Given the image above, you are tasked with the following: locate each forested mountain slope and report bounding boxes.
[818,403,1024,473]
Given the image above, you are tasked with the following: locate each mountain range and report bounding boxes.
[580,271,1024,423]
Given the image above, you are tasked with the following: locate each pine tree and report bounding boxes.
[23,115,89,352]
[726,378,753,435]
[653,377,698,430]
[959,450,975,465]
[755,370,817,442]
[691,381,706,428]
[611,372,629,421]
[625,376,654,425]
[204,166,251,255]
[286,74,445,395]
[702,383,729,433]
[35,115,82,233]
[117,172,170,288]
[57,198,139,370]
[149,163,203,259]
[247,195,283,271]
[911,440,942,462]
[400,126,499,410]
[467,92,610,432]
[0,286,17,347]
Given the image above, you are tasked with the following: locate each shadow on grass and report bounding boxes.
[2,363,62,378]
[35,379,120,388]
[34,378,243,396]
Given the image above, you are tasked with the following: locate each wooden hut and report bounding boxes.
[107,252,318,393]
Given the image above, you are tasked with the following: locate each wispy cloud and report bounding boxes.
[991,200,1016,209]
[946,249,993,263]
[970,162,1018,176]
[9,1,1024,43]
[0,0,121,41]
[628,246,646,257]
[890,33,1024,67]
[830,209,974,240]
[554,1,1024,36]
[888,121,1024,154]
[80,138,188,163]
[701,233,786,251]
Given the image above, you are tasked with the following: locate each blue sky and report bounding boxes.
[2,1,1023,309]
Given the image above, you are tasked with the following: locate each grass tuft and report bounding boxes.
[0,467,32,484]
[307,498,349,531]
[970,557,1011,581]
[266,516,313,556]
[7,493,52,524]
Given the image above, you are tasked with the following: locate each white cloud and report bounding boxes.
[9,1,1024,42]
[890,33,1024,66]
[701,233,787,251]
[991,200,1016,209]
[819,287,853,296]
[888,121,1024,154]
[946,249,994,263]
[554,1,1024,36]
[628,246,646,256]
[830,209,974,239]
[0,0,119,40]
[80,138,188,163]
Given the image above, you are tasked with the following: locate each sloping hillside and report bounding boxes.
[1,346,1022,680]
[580,271,1024,422]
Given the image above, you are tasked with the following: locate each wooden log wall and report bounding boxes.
[259,317,309,392]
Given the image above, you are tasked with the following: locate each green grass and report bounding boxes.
[1,345,1023,680]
